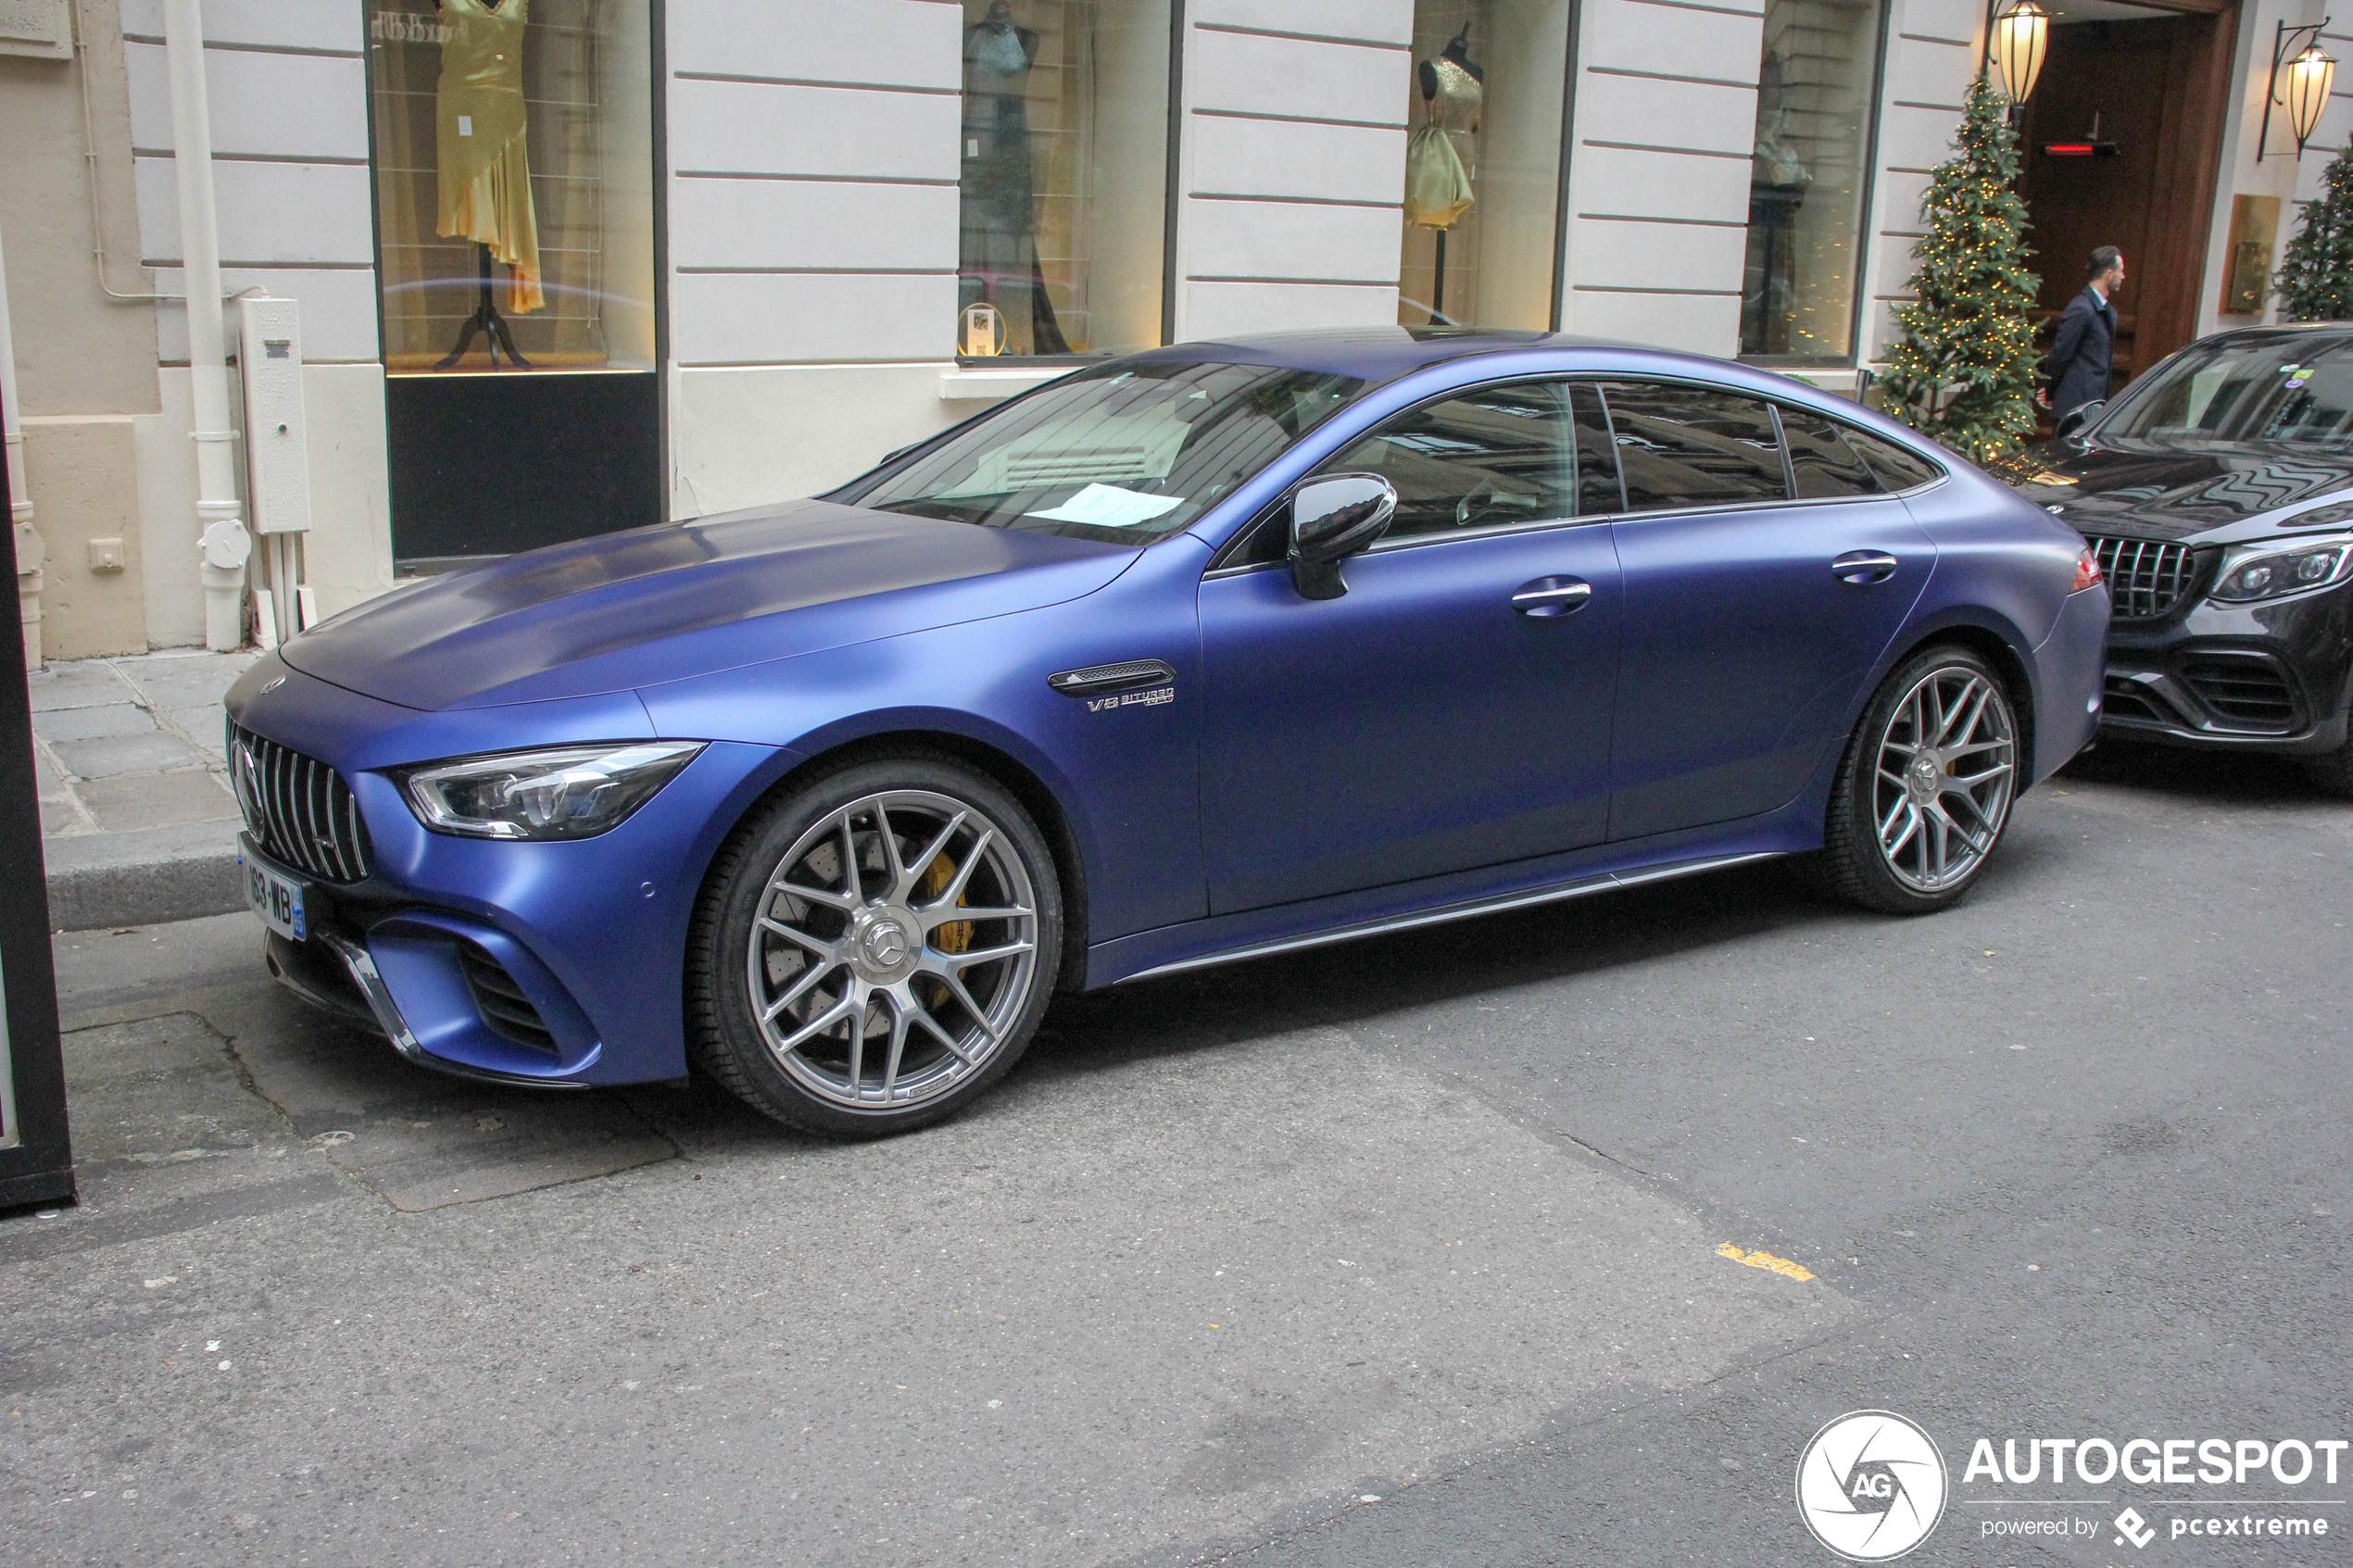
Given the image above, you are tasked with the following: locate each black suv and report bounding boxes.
[1998,323,2353,795]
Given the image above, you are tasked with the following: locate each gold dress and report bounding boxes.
[1404,55,1481,231]
[436,0,543,311]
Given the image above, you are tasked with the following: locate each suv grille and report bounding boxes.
[2182,655,2299,731]
[229,724,374,883]
[459,946,558,1053]
[2084,534,2201,620]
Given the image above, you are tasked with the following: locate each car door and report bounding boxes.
[1198,378,1624,915]
[1601,382,1935,841]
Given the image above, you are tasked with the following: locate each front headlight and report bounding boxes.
[401,741,706,840]
[2209,534,2353,604]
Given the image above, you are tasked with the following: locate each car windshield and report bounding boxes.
[841,360,1365,544]
[2102,332,2353,447]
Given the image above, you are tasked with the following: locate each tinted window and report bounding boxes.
[2100,332,2353,446]
[1322,380,1576,541]
[1569,382,1624,515]
[848,359,1364,543]
[1598,382,1789,511]
[1780,407,1881,499]
[1843,427,1943,491]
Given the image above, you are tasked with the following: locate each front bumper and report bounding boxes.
[226,656,800,1087]
[2099,583,2353,756]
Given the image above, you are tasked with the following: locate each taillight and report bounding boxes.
[2071,546,2104,593]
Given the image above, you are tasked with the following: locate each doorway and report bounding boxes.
[2014,0,2239,392]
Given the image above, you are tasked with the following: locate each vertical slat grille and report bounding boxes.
[2085,534,2201,620]
[230,725,374,883]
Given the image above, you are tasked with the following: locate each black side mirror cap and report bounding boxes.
[1288,473,1397,600]
[2054,400,2105,445]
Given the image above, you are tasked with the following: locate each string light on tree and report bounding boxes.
[2276,143,2353,320]
[1877,76,2040,463]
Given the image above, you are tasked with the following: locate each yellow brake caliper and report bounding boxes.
[919,849,973,1012]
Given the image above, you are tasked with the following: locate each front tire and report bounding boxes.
[1818,646,2021,914]
[686,757,1062,1137]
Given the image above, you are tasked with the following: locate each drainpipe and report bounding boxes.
[164,0,249,650]
[0,215,42,670]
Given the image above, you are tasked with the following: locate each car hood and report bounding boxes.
[1996,440,2353,544]
[279,500,1141,710]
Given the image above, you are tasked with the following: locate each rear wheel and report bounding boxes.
[687,758,1061,1137]
[1818,646,2021,914]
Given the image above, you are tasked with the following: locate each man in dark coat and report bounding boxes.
[2040,245,2125,420]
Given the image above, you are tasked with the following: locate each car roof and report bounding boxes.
[1133,326,1653,380]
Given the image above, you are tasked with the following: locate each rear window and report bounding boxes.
[1598,382,1790,511]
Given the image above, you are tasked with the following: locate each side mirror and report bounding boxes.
[2054,400,2105,444]
[1288,473,1396,600]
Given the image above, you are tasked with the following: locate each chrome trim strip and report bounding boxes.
[1115,850,1780,985]
[314,930,590,1091]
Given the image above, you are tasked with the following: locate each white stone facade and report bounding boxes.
[1,0,2342,657]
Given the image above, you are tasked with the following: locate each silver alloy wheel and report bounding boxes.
[745,788,1038,1111]
[1870,664,2018,893]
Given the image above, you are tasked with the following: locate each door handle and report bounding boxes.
[1511,576,1593,616]
[1831,550,1900,584]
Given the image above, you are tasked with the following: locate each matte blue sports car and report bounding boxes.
[225,329,2108,1135]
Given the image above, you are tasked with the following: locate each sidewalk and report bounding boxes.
[30,650,258,931]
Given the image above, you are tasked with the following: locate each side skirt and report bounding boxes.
[1111,850,1782,986]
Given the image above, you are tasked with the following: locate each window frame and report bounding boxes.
[1199,371,1949,580]
[1733,0,1895,370]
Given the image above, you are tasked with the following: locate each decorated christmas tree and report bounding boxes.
[2275,144,2353,321]
[1878,76,2041,462]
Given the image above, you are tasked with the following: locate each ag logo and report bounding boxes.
[1795,1411,1948,1562]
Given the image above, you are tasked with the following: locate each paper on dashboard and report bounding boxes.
[1024,483,1186,529]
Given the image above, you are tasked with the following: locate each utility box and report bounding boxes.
[239,297,312,536]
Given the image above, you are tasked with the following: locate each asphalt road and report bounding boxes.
[2,740,2347,1567]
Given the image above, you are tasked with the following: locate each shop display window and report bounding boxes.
[364,0,656,374]
[1740,0,1887,362]
[958,1,1173,360]
[1396,0,1574,331]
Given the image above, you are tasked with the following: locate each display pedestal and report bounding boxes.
[435,243,532,370]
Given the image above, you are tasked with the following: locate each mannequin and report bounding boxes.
[959,2,1069,356]
[1405,25,1483,322]
[433,0,541,368]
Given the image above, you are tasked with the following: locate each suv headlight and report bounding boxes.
[2208,534,2353,604]
[401,742,705,840]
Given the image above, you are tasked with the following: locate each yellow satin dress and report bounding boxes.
[1404,55,1481,231]
[436,0,543,311]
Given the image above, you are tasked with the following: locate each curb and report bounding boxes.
[41,821,245,932]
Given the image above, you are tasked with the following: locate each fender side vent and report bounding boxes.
[1048,659,1176,696]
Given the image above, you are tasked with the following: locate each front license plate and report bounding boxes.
[241,844,308,942]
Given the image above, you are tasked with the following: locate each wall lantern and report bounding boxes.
[1989,0,2050,105]
[2260,19,2338,159]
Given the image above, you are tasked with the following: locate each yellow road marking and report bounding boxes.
[1717,1242,1816,1282]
